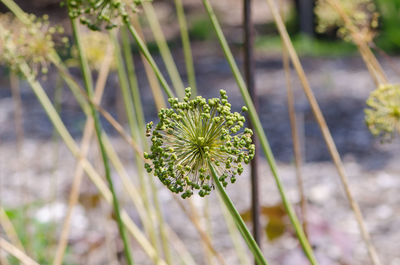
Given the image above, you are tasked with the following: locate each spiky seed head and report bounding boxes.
[145,88,255,199]
[365,84,400,140]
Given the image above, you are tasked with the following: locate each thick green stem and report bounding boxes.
[124,21,175,99]
[120,26,173,265]
[209,162,268,265]
[69,17,134,265]
[201,0,318,264]
[174,0,197,95]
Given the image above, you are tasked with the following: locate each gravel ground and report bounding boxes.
[1,54,400,265]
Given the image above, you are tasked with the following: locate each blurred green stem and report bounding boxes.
[124,21,175,99]
[201,0,318,264]
[174,0,197,95]
[69,17,134,265]
[111,29,162,264]
[120,26,173,265]
[142,2,185,98]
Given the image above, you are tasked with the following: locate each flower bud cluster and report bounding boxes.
[145,88,255,199]
[365,84,400,140]
[0,13,65,75]
[66,0,146,31]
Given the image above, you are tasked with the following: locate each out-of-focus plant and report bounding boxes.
[65,0,146,31]
[365,84,400,140]
[69,30,116,71]
[315,0,379,42]
[0,13,66,75]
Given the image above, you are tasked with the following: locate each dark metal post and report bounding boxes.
[243,0,261,258]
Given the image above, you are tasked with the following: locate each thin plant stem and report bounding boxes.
[0,207,25,252]
[124,20,175,98]
[174,198,227,265]
[174,0,197,95]
[120,27,146,139]
[142,2,185,98]
[201,198,215,265]
[165,226,197,265]
[16,59,168,265]
[243,0,262,254]
[120,26,173,265]
[129,16,167,109]
[52,43,114,265]
[69,17,134,265]
[111,29,161,262]
[264,0,381,264]
[208,162,268,265]
[10,73,24,152]
[279,0,308,237]
[217,195,252,265]
[201,0,318,263]
[0,237,39,265]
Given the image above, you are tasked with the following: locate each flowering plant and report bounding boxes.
[145,88,255,198]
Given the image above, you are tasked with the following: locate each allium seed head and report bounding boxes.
[66,0,146,31]
[365,84,400,140]
[145,88,255,199]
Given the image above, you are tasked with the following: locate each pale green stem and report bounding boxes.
[124,22,175,99]
[142,2,185,98]
[174,0,197,95]
[69,17,134,265]
[120,27,146,138]
[217,195,252,265]
[120,26,173,265]
[209,162,268,265]
[201,0,318,264]
[111,30,160,263]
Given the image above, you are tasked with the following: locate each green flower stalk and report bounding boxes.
[145,88,255,199]
[365,84,400,140]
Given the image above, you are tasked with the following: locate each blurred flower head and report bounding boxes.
[144,88,255,199]
[71,30,116,71]
[315,0,378,42]
[365,84,400,140]
[66,0,147,31]
[0,13,66,75]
